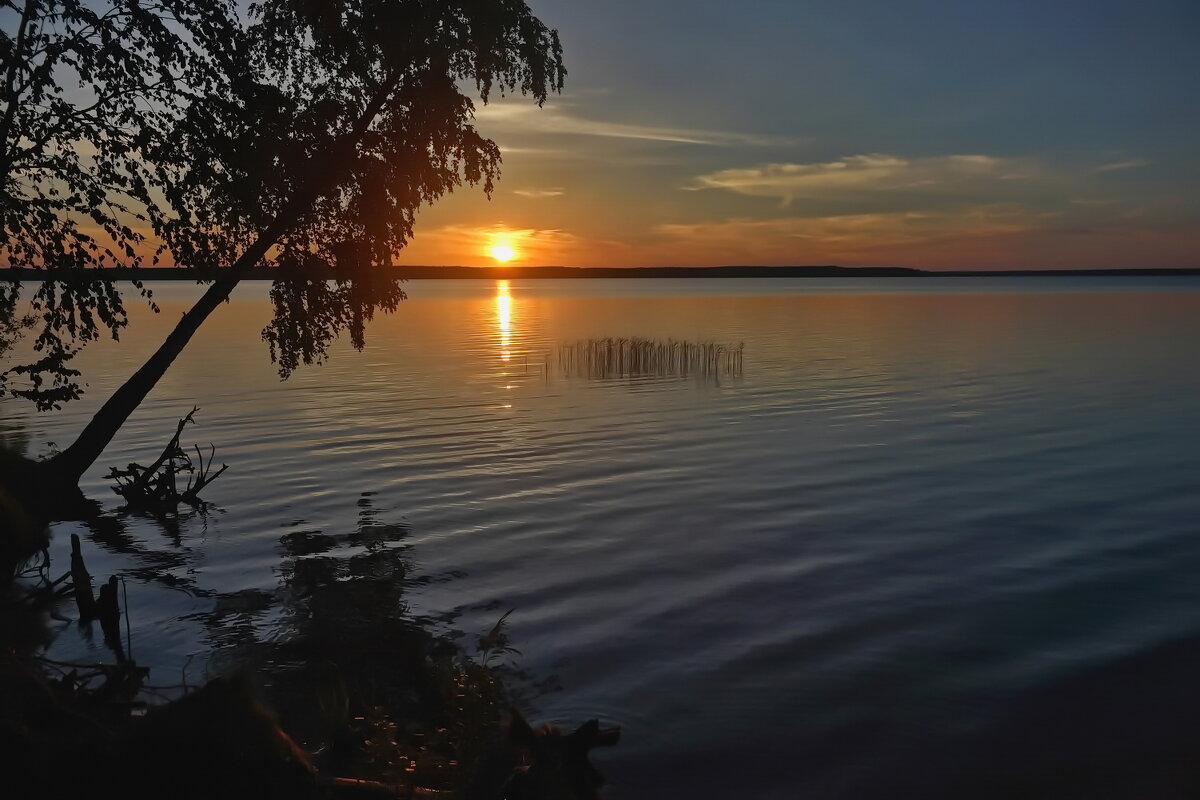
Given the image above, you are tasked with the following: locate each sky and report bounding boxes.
[395,0,1200,270]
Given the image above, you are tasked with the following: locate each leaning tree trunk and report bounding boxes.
[44,275,242,486]
[2,210,293,568]
[35,82,394,493]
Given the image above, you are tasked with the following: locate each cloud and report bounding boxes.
[476,102,798,147]
[398,219,650,267]
[513,187,566,198]
[644,203,1200,269]
[688,153,1029,203]
[421,223,578,245]
[1094,158,1151,173]
[656,205,1037,253]
[492,144,566,156]
[403,223,579,264]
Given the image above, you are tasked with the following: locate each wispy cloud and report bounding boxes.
[688,154,1030,203]
[513,187,566,198]
[399,220,645,267]
[644,203,1200,269]
[476,102,799,147]
[656,205,1037,252]
[491,144,565,156]
[1094,158,1151,173]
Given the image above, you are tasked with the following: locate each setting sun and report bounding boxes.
[490,243,516,263]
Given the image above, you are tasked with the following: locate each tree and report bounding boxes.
[1,0,237,406]
[0,0,564,513]
[0,283,33,360]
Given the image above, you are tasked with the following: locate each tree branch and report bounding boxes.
[0,0,36,155]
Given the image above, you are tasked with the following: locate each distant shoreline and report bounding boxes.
[2,265,1198,281]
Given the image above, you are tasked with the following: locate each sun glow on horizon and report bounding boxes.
[490,243,517,263]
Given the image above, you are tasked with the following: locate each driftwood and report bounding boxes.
[104,407,227,511]
[69,533,96,619]
[63,534,129,663]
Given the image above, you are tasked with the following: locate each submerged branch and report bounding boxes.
[104,407,227,513]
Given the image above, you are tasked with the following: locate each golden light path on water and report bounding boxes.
[496,279,512,360]
[495,279,514,402]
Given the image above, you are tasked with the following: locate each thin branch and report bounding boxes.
[0,0,36,152]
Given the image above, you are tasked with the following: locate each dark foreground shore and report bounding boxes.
[0,492,616,800]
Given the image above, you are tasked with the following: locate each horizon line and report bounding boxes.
[3,264,1199,279]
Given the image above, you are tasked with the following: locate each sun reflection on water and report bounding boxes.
[496,280,512,363]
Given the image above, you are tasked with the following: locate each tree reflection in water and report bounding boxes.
[6,475,562,794]
[194,492,562,794]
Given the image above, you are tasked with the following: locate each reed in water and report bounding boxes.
[556,337,744,382]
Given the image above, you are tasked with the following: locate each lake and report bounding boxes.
[5,276,1200,798]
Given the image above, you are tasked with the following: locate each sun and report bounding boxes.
[490,243,516,263]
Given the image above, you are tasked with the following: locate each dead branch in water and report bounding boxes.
[104,407,228,512]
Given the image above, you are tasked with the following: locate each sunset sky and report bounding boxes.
[397,0,1199,270]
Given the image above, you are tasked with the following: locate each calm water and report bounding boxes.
[5,276,1200,798]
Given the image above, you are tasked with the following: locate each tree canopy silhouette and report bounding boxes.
[0,0,564,502]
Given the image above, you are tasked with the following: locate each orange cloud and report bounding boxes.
[398,223,579,265]
[650,207,1198,269]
